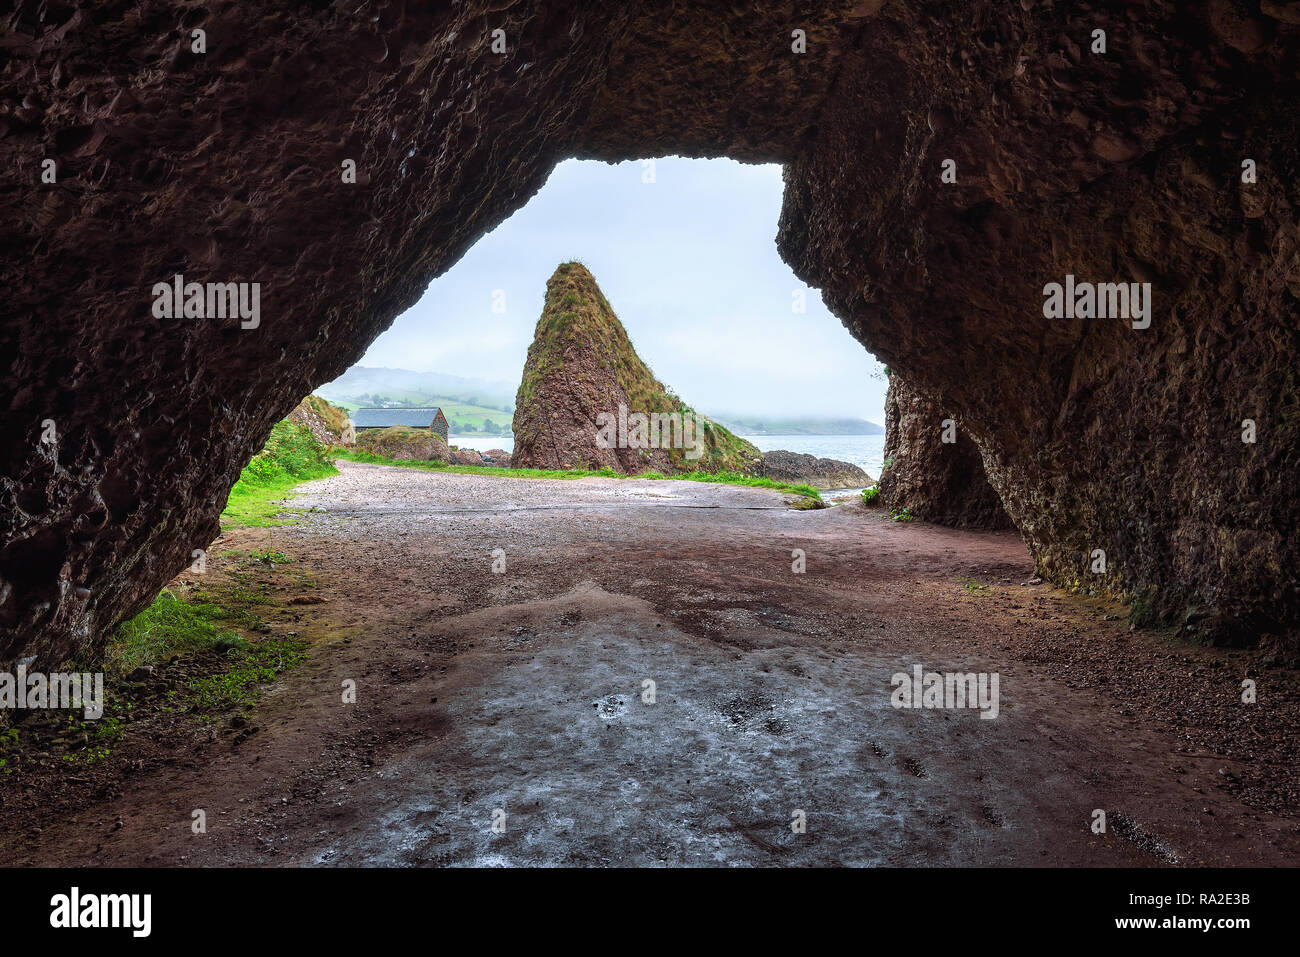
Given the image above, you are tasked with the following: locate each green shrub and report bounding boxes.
[242,420,335,484]
[222,420,338,527]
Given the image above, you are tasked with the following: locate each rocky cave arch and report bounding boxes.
[3,1,1298,665]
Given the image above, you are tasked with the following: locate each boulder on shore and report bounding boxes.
[482,449,512,467]
[355,426,454,463]
[288,395,353,446]
[760,450,873,489]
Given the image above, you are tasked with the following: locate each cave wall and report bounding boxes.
[2,0,1298,664]
[879,374,1013,530]
[0,0,866,666]
[777,0,1300,640]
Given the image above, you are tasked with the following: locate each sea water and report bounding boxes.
[743,434,886,478]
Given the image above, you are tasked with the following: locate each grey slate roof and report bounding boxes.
[352,407,444,429]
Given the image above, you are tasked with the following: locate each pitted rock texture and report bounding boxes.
[878,377,1013,530]
[760,450,873,490]
[1,1,1298,663]
[776,3,1300,641]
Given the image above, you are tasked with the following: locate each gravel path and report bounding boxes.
[291,461,797,513]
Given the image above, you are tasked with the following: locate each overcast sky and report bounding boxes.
[354,157,887,423]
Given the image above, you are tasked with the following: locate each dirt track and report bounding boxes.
[11,461,1300,866]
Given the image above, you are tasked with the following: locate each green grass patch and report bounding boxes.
[629,468,820,500]
[5,580,310,772]
[436,401,514,431]
[105,587,308,718]
[0,726,20,774]
[104,589,248,676]
[58,713,127,766]
[1128,589,1160,629]
[788,495,828,510]
[221,420,338,529]
[248,549,293,565]
[187,637,307,716]
[958,576,989,593]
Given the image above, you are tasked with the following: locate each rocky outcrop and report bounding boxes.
[287,395,352,447]
[774,7,1300,642]
[512,264,760,474]
[878,377,1013,530]
[2,3,1298,664]
[760,451,873,490]
[452,449,484,466]
[354,427,453,463]
[481,449,512,468]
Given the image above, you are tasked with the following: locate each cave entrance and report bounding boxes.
[322,156,890,481]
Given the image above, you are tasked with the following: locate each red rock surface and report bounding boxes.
[511,263,760,474]
[1,1,1297,663]
[452,449,484,466]
[879,375,1012,531]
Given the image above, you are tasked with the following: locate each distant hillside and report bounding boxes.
[317,366,516,434]
[322,373,882,439]
[711,414,884,436]
[512,262,760,474]
[318,366,516,413]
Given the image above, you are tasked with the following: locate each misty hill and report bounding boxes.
[712,414,883,435]
[318,366,516,413]
[317,365,516,434]
[322,365,882,436]
[512,263,760,474]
